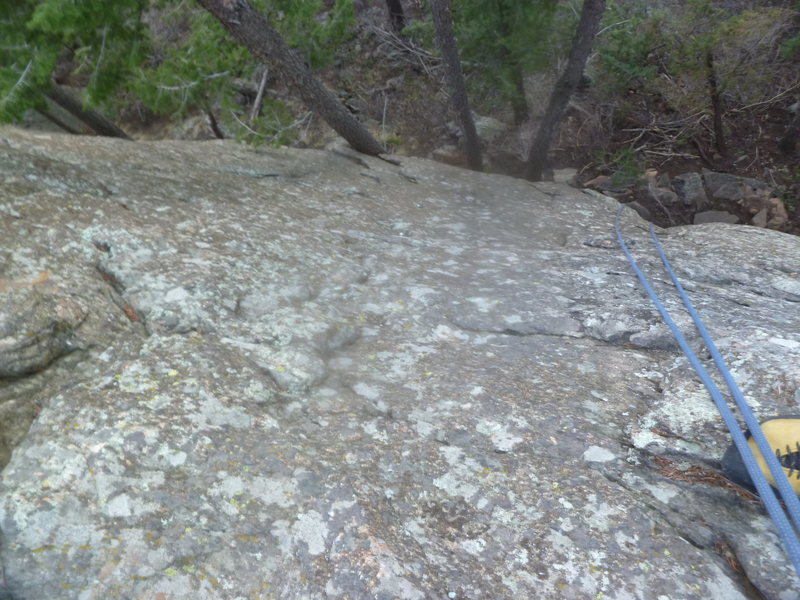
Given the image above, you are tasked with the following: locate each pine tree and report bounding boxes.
[430,0,482,170]
[526,0,606,181]
[0,0,148,124]
[0,0,364,147]
[195,0,383,155]
[454,0,559,126]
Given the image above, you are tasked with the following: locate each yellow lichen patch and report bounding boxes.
[145,531,164,547]
[229,495,251,511]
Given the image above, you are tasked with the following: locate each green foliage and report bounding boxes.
[782,35,800,58]
[772,164,800,213]
[667,0,723,76]
[0,2,51,120]
[594,146,642,186]
[780,3,800,58]
[663,3,799,111]
[130,0,356,143]
[594,1,665,93]
[594,1,799,110]
[455,0,558,76]
[404,0,563,117]
[0,0,148,121]
[401,15,435,51]
[261,0,355,68]
[241,97,298,146]
[129,6,249,117]
[0,0,355,145]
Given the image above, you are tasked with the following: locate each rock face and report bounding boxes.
[1,126,799,599]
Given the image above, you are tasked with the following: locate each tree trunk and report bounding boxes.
[207,111,225,139]
[525,0,606,181]
[496,2,528,126]
[195,0,384,156]
[385,0,405,34]
[430,0,482,170]
[508,65,529,126]
[779,114,799,156]
[706,49,727,157]
[47,85,131,139]
[34,107,80,135]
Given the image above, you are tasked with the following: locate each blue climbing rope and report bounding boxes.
[614,205,800,576]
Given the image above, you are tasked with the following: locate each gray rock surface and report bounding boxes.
[701,171,788,229]
[703,171,772,204]
[694,210,740,225]
[1,126,799,599]
[473,114,507,143]
[673,172,709,210]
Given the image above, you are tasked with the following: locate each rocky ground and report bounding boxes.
[1,126,800,598]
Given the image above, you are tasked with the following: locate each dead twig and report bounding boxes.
[249,66,269,123]
[642,150,700,159]
[370,25,441,77]
[726,80,800,114]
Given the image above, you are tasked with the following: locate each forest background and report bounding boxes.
[1,0,799,227]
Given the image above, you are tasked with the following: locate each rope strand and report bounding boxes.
[614,205,800,575]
